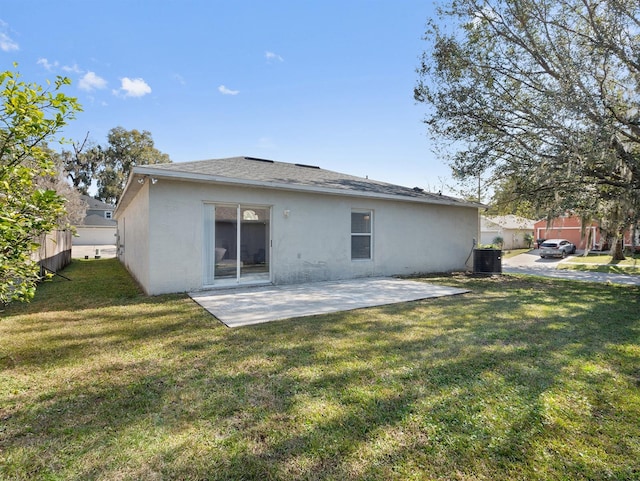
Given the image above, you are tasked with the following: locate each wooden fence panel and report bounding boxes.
[32,229,73,275]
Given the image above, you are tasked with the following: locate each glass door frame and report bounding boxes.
[203,202,272,288]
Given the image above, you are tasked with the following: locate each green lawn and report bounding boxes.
[1,259,639,480]
[560,253,640,274]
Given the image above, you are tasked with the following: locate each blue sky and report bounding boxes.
[1,1,454,193]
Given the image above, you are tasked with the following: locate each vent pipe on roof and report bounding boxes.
[244,156,274,163]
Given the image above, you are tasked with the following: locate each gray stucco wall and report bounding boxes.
[73,226,117,246]
[117,182,151,291]
[118,179,478,295]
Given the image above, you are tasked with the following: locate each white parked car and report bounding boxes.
[539,239,576,258]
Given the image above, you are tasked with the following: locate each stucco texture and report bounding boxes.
[117,179,478,295]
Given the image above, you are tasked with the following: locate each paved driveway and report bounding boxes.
[72,244,117,259]
[503,249,570,269]
[503,250,640,285]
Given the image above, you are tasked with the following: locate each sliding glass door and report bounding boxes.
[204,204,270,285]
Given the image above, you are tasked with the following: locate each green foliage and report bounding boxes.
[477,243,501,249]
[60,133,99,195]
[64,127,171,204]
[486,178,539,218]
[416,0,640,247]
[524,232,534,248]
[0,67,81,304]
[99,127,171,204]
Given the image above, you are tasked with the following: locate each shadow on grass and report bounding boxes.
[1,263,639,480]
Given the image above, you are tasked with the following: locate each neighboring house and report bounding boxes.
[534,215,638,250]
[114,157,482,295]
[73,195,117,246]
[534,216,599,250]
[480,215,535,249]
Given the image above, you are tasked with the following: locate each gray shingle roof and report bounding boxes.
[81,194,114,210]
[81,214,117,226]
[144,156,473,206]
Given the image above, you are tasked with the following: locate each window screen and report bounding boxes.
[351,211,372,259]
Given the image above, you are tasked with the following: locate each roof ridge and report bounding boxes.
[131,157,481,208]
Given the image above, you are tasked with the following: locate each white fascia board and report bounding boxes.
[114,173,140,218]
[131,166,484,210]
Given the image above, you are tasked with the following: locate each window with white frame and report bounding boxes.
[105,211,113,219]
[351,210,372,260]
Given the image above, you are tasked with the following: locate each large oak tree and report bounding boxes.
[415,0,640,258]
[64,127,171,205]
[96,127,171,204]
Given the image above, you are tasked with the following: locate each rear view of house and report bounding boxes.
[114,157,481,295]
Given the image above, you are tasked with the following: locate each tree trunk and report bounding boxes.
[611,236,626,261]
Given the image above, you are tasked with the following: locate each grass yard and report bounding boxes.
[1,259,639,480]
[560,253,640,274]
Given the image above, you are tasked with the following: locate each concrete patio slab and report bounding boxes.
[190,277,469,328]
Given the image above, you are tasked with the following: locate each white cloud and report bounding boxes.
[79,71,107,91]
[62,63,82,74]
[119,77,152,97]
[218,85,239,95]
[0,21,18,51]
[1,33,18,52]
[37,58,58,70]
[265,51,284,62]
[37,58,83,75]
